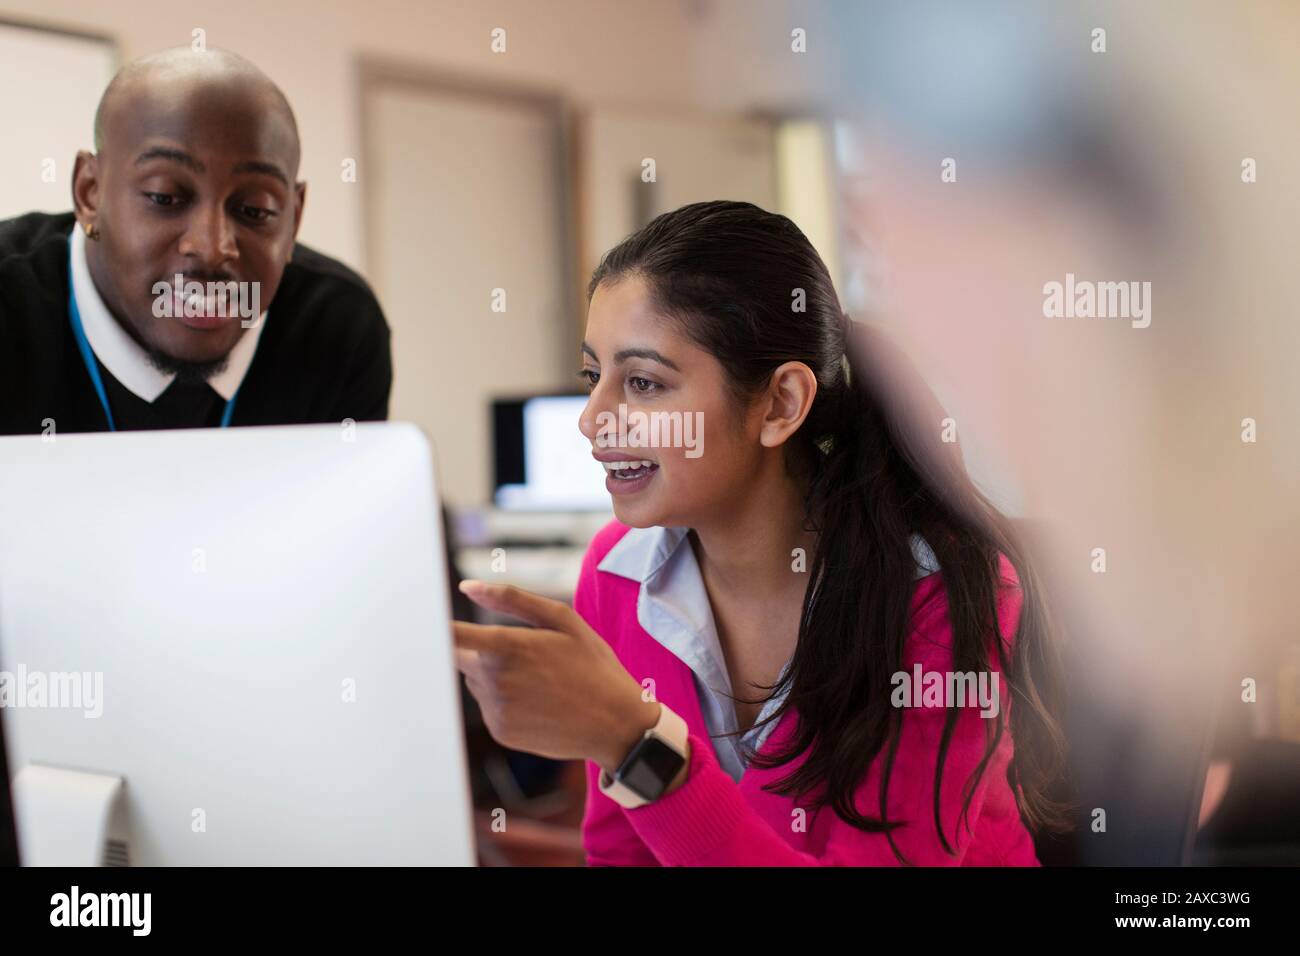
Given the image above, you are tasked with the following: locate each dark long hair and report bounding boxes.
[588,200,1072,861]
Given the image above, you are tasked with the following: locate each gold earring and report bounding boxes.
[84,222,100,241]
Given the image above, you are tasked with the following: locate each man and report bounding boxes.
[0,47,390,434]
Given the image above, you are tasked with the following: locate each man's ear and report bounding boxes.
[759,361,818,449]
[71,150,100,230]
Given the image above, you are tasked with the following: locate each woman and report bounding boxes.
[454,200,1070,865]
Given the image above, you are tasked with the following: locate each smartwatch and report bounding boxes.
[598,703,689,809]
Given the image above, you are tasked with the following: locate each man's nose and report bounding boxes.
[178,204,239,270]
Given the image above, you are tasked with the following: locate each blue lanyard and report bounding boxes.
[68,244,238,431]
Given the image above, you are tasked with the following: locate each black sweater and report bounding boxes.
[0,211,392,435]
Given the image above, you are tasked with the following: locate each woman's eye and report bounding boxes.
[577,369,599,390]
[143,192,176,207]
[628,376,658,394]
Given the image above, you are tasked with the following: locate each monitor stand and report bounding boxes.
[12,764,128,866]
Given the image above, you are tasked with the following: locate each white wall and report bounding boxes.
[0,22,114,220]
[0,0,820,271]
[580,109,779,282]
[366,81,569,506]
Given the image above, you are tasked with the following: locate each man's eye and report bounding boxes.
[239,205,275,223]
[143,192,177,207]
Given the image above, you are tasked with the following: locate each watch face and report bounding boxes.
[620,735,685,799]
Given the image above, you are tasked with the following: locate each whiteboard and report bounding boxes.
[0,20,115,220]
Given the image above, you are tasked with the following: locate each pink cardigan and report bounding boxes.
[574,520,1040,866]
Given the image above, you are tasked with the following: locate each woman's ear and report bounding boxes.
[759,361,818,448]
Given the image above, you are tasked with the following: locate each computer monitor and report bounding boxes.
[0,423,475,865]
[0,704,16,866]
[492,394,608,511]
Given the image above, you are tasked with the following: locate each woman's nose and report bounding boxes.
[578,380,616,445]
[578,392,599,443]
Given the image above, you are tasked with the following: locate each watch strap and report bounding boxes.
[598,702,689,809]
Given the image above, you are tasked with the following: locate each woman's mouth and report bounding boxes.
[601,458,660,495]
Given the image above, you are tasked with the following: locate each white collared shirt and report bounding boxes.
[597,525,941,782]
[68,225,266,403]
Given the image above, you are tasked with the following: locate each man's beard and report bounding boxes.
[145,347,229,386]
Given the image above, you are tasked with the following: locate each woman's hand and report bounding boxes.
[453,580,661,773]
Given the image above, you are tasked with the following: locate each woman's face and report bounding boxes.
[578,274,765,529]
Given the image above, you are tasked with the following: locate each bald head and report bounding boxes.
[93,47,300,173]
